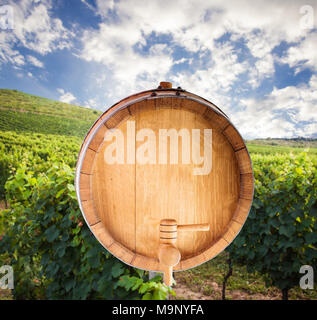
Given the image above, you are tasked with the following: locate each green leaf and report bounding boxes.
[111,263,125,278]
[97,278,111,294]
[56,188,65,198]
[142,292,152,300]
[152,288,166,300]
[56,245,66,257]
[67,184,75,192]
[132,278,143,291]
[88,254,100,268]
[279,225,293,237]
[65,278,75,292]
[44,225,59,242]
[139,282,151,294]
[135,268,144,278]
[305,232,317,244]
[86,246,100,259]
[149,275,163,282]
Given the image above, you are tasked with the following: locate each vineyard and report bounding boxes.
[0,89,101,121]
[0,89,317,300]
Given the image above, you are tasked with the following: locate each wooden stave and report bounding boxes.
[75,90,254,272]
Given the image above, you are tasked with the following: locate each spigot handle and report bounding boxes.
[158,244,181,287]
[162,265,173,287]
[158,219,209,287]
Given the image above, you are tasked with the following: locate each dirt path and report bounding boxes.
[172,274,282,300]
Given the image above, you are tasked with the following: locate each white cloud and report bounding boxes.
[280,32,317,73]
[100,0,311,52]
[80,22,173,97]
[57,88,77,104]
[232,75,317,138]
[0,0,72,69]
[76,0,317,138]
[270,76,317,123]
[170,42,248,112]
[12,52,25,66]
[83,98,99,109]
[0,33,25,67]
[10,0,72,54]
[174,58,188,65]
[79,0,315,94]
[95,0,115,16]
[27,55,44,68]
[239,31,277,88]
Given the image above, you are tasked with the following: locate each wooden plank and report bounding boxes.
[105,108,130,129]
[81,200,100,226]
[180,252,205,270]
[171,97,183,110]
[129,99,155,115]
[203,108,229,131]
[90,222,114,247]
[192,115,240,260]
[108,242,135,265]
[240,173,254,200]
[80,148,96,174]
[135,107,197,260]
[155,97,172,109]
[131,254,160,271]
[232,198,252,224]
[235,148,252,174]
[223,125,245,151]
[79,173,91,201]
[89,125,108,152]
[203,237,229,261]
[182,99,207,115]
[222,220,242,244]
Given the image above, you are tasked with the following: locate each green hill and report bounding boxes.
[0,89,101,121]
[0,89,102,137]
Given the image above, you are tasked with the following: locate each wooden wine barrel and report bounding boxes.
[75,82,253,272]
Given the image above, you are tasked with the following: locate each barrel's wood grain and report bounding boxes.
[76,86,253,271]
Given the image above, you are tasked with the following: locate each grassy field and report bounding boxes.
[246,143,317,155]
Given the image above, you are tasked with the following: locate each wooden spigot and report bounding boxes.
[158,219,210,286]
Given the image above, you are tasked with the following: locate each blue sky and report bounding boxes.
[0,0,316,138]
